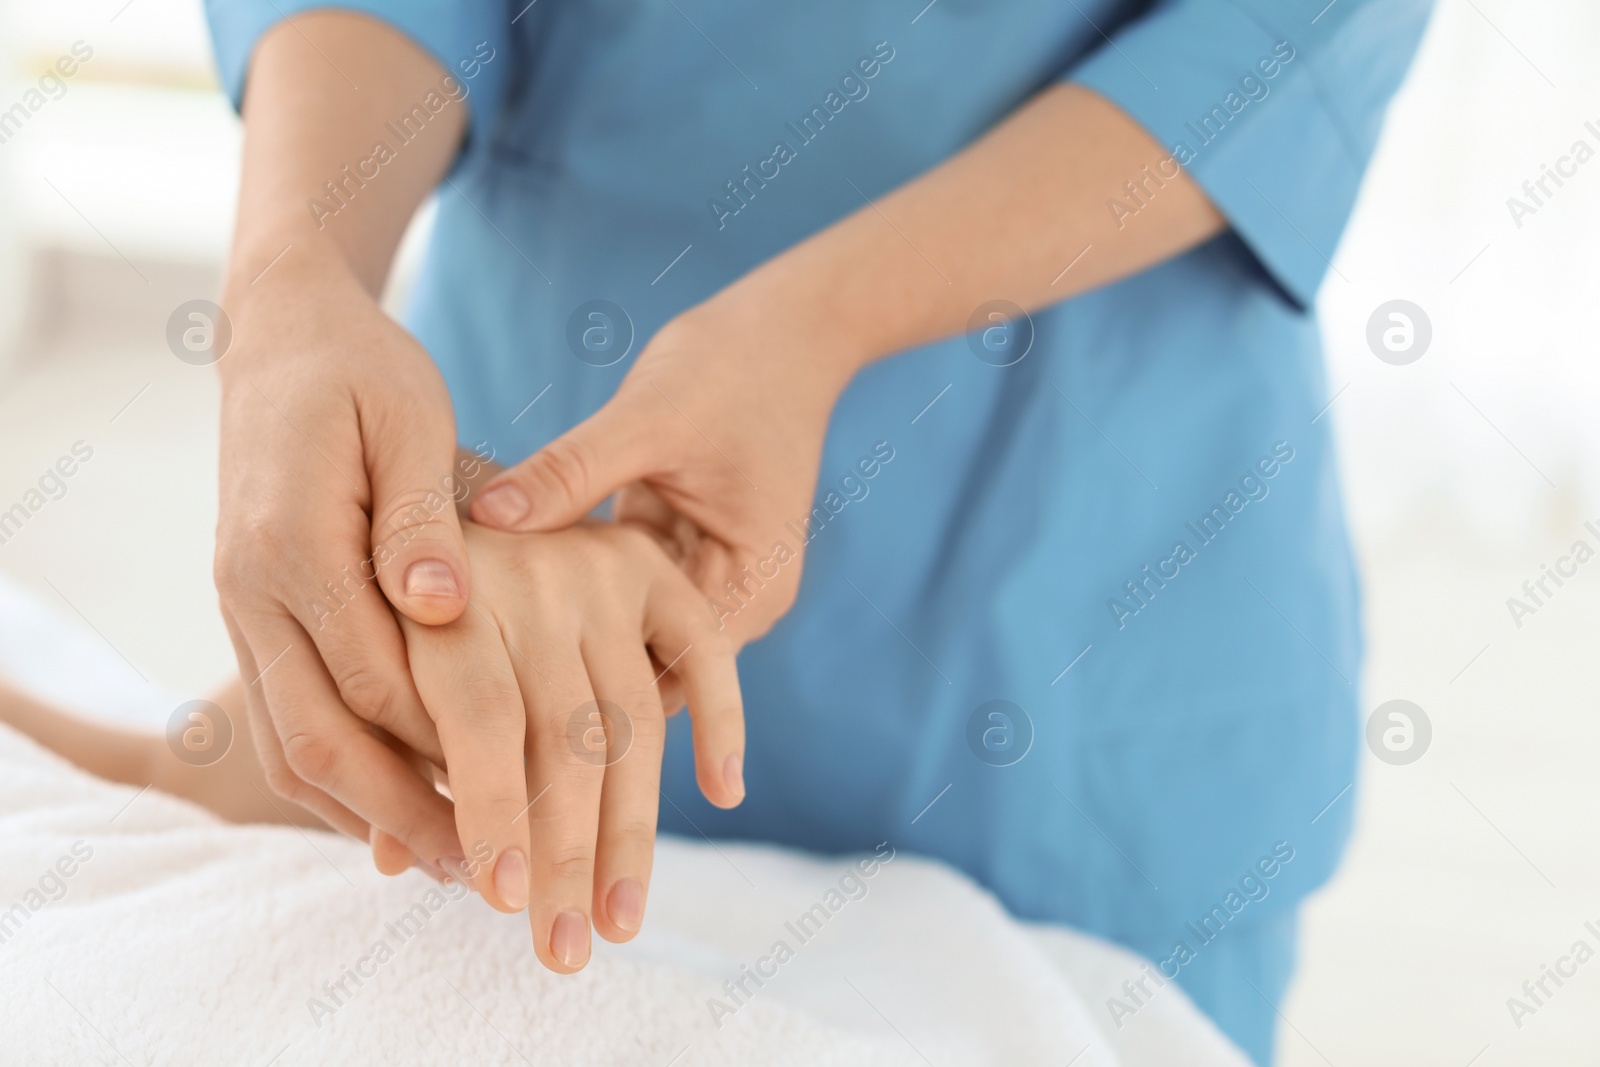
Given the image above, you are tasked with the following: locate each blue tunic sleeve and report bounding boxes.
[1067,0,1433,308]
[203,0,510,169]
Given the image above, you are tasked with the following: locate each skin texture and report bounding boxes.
[396,520,744,971]
[4,515,743,973]
[219,11,1228,969]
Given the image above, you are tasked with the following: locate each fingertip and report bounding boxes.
[550,910,591,971]
[370,827,416,876]
[492,847,530,912]
[437,854,468,885]
[470,482,531,530]
[699,752,745,810]
[605,878,645,938]
[398,558,469,624]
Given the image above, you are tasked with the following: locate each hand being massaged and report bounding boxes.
[377,512,745,973]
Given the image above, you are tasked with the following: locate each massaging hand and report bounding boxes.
[465,88,1228,640]
[469,295,854,647]
[381,520,744,972]
[214,255,473,865]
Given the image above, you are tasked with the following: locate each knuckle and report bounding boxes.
[627,708,666,750]
[542,846,596,886]
[235,509,298,564]
[330,664,399,726]
[281,728,341,788]
[608,815,658,849]
[262,763,303,802]
[471,790,531,816]
[253,521,297,562]
[497,536,552,587]
[212,539,261,599]
[382,811,431,852]
[374,487,455,548]
[461,672,523,711]
[687,615,735,659]
[530,438,593,505]
[540,713,595,762]
[211,550,240,598]
[214,512,311,602]
[596,521,650,555]
[450,684,525,738]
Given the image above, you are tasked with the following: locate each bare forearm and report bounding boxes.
[713,84,1225,381]
[223,10,465,303]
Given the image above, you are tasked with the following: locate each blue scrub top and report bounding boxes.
[207,0,1431,961]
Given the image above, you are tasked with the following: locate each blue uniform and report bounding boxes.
[208,2,1431,1059]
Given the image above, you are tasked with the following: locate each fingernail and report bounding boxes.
[494,848,529,911]
[551,910,590,968]
[405,559,458,598]
[723,753,745,801]
[415,860,445,884]
[475,484,530,526]
[437,855,466,884]
[607,879,645,934]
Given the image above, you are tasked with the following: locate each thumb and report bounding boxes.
[367,419,472,627]
[471,398,657,532]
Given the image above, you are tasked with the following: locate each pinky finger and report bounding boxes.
[371,826,415,875]
[646,580,745,809]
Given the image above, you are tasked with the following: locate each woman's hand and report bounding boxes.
[394,521,744,973]
[214,252,473,866]
[213,9,482,868]
[469,290,860,647]
[468,86,1223,643]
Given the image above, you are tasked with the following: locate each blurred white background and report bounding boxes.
[0,1,1596,1063]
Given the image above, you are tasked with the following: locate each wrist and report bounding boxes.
[693,252,879,400]
[217,234,371,383]
[701,198,948,388]
[222,218,348,306]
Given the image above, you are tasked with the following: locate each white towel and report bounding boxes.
[0,574,1246,1066]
